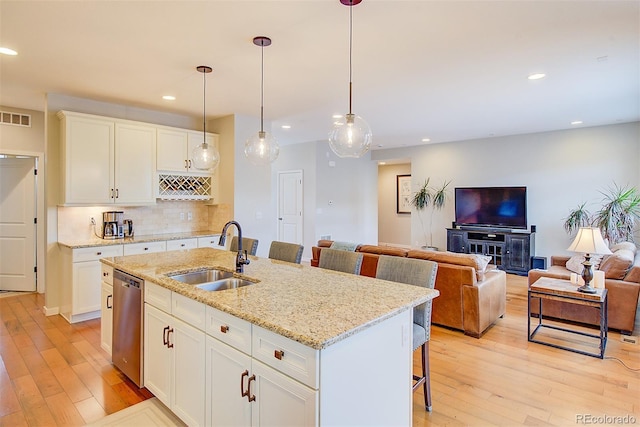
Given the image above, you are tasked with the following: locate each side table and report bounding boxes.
[528,277,608,358]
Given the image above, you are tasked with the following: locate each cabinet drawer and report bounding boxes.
[72,245,123,262]
[124,241,167,256]
[101,264,114,285]
[197,236,225,250]
[205,306,251,355]
[252,325,319,389]
[145,281,172,313]
[166,238,198,251]
[172,292,206,331]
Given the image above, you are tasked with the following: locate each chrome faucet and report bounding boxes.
[218,220,250,273]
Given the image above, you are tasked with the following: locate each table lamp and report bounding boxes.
[567,227,612,293]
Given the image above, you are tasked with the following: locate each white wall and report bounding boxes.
[373,122,640,260]
[378,163,411,246]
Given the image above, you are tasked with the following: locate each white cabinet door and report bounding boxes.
[206,336,252,427]
[124,241,166,256]
[157,128,189,172]
[73,260,102,315]
[197,235,225,250]
[60,112,114,204]
[251,360,318,427]
[166,238,198,251]
[100,281,113,356]
[172,316,206,426]
[144,304,172,406]
[114,123,156,204]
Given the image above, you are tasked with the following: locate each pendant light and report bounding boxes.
[328,0,372,158]
[191,65,220,171]
[244,36,280,165]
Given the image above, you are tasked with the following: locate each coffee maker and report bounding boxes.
[102,211,124,239]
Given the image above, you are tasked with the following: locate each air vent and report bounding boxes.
[1,111,31,127]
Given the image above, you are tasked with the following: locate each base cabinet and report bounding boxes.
[447,228,535,275]
[61,245,123,323]
[100,264,114,356]
[144,303,206,426]
[205,337,317,427]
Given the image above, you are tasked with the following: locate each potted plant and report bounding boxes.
[412,178,451,250]
[563,183,640,244]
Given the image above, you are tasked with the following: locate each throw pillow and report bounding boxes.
[330,241,359,252]
[609,241,637,254]
[599,249,635,279]
[565,254,604,274]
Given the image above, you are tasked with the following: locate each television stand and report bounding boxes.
[446,228,535,275]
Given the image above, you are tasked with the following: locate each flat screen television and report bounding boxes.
[454,186,527,229]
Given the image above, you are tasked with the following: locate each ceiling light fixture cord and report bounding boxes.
[348,2,353,116]
[260,40,265,133]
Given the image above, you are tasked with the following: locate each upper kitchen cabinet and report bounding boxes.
[156,127,218,175]
[58,111,156,205]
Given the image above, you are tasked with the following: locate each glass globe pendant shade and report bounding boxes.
[328,113,372,158]
[191,142,220,171]
[244,130,280,166]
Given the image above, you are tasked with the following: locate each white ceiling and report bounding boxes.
[1,0,638,150]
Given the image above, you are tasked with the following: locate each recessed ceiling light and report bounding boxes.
[571,120,583,125]
[281,125,291,129]
[421,138,431,142]
[528,73,546,80]
[162,95,176,101]
[379,161,386,165]
[0,47,18,56]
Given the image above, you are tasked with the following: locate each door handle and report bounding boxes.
[163,326,169,346]
[241,370,249,398]
[278,217,283,220]
[246,374,256,402]
[106,295,112,309]
[167,328,174,348]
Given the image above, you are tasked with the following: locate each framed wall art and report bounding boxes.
[396,174,412,214]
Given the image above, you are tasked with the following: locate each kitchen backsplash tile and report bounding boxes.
[58,201,232,242]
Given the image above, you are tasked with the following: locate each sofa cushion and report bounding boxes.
[599,249,635,280]
[623,252,640,283]
[330,241,359,251]
[566,254,604,274]
[317,239,333,248]
[357,245,408,257]
[407,250,490,281]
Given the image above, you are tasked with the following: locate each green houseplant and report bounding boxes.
[563,183,640,244]
[412,178,451,250]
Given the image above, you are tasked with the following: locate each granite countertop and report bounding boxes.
[101,248,439,350]
[58,230,222,249]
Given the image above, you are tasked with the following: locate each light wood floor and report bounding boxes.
[1,275,639,426]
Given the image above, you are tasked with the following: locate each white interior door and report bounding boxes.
[277,170,303,244]
[0,157,36,291]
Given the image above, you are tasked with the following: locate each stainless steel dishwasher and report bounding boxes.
[112,269,144,387]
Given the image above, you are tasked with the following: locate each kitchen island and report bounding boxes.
[102,248,439,426]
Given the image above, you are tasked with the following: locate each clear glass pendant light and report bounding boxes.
[192,65,220,171]
[328,0,372,158]
[244,36,280,165]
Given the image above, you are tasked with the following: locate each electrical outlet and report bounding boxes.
[180,212,185,221]
[187,212,192,221]
[621,335,638,345]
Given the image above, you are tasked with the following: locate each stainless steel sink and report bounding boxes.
[168,269,234,285]
[196,278,255,291]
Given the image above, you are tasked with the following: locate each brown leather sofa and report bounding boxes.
[311,240,507,337]
[528,242,640,335]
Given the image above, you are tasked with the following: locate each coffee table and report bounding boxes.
[528,277,608,358]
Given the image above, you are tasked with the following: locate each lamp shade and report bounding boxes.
[328,113,372,158]
[567,227,613,255]
[244,130,279,165]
